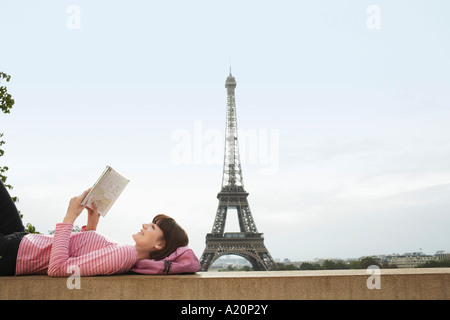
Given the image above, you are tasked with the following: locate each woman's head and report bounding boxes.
[133,214,189,261]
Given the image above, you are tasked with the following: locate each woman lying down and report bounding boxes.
[0,181,200,276]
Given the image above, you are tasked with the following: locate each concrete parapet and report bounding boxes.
[0,268,448,300]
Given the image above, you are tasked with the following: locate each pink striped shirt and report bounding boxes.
[15,223,137,277]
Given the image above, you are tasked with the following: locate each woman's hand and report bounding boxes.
[63,189,91,224]
[84,201,100,231]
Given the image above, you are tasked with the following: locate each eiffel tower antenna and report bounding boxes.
[199,70,277,271]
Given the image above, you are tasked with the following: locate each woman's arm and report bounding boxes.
[63,189,91,224]
[48,189,137,277]
[61,188,100,231]
[48,223,137,277]
[63,189,100,231]
[84,202,100,231]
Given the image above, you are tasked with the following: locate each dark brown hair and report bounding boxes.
[149,214,189,260]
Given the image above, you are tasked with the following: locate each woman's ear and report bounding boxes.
[154,240,165,251]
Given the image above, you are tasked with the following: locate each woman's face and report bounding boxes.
[132,222,165,252]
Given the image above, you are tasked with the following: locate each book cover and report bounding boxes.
[81,166,130,217]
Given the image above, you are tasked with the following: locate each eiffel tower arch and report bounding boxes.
[199,70,277,271]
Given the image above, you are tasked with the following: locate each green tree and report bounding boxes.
[416,260,450,268]
[321,259,349,270]
[348,260,362,269]
[299,262,321,270]
[1,72,39,234]
[359,256,380,269]
[276,263,299,270]
[0,72,15,114]
[0,72,15,189]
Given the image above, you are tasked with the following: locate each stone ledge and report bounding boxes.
[0,268,449,300]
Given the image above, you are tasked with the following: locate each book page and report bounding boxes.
[82,166,129,217]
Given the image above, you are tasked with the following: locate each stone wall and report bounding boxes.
[0,268,448,300]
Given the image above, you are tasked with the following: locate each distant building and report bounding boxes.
[388,252,434,268]
[378,251,449,268]
[434,250,450,261]
[277,250,449,269]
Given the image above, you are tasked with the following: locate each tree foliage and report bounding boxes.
[0,72,15,188]
[1,72,39,234]
[416,260,450,268]
[278,257,385,271]
[0,72,15,114]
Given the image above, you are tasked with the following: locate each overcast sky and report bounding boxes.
[1,0,449,263]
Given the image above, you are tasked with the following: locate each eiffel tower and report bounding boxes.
[199,69,277,271]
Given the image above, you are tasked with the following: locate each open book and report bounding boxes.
[81,166,130,217]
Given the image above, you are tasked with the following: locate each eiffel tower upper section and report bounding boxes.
[221,68,244,191]
[209,69,259,235]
